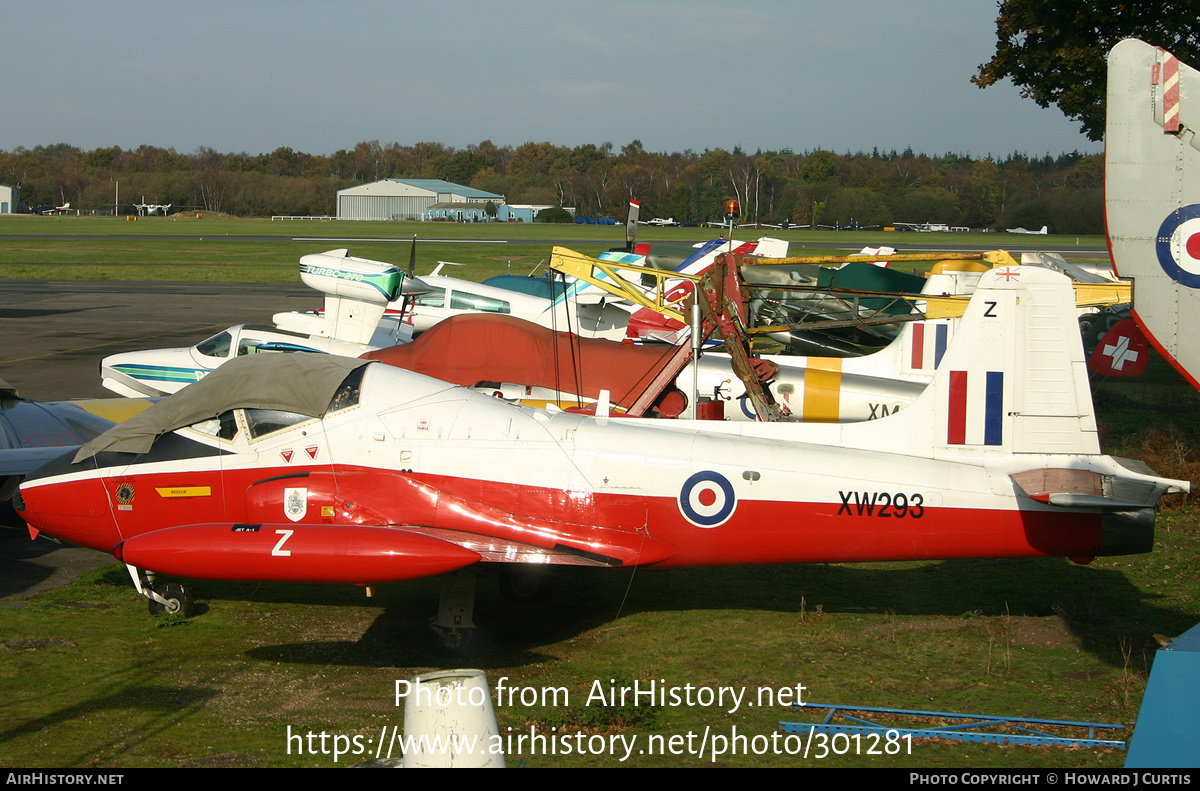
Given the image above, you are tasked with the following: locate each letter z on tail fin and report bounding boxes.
[833,264,1186,549]
[1106,38,1200,389]
[841,265,1101,457]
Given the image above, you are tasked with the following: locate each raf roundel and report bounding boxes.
[1155,204,1200,288]
[678,470,737,528]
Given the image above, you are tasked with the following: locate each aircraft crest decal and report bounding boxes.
[1155,204,1200,288]
[284,487,308,522]
[114,483,135,511]
[678,470,736,528]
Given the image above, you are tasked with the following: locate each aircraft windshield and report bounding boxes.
[414,287,445,308]
[327,367,365,414]
[196,331,233,359]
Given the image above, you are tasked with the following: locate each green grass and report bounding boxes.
[4,525,1193,767]
[0,215,1108,283]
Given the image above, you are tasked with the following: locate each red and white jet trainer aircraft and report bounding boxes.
[15,265,1188,651]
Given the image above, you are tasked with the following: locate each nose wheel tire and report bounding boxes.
[148,583,194,617]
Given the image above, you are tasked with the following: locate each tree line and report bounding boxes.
[0,140,1106,233]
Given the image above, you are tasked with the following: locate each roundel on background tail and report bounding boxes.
[1155,204,1200,288]
[678,470,736,528]
[738,394,755,419]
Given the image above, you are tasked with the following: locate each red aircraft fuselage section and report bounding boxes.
[18,462,1106,575]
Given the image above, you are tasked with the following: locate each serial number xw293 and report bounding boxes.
[836,491,925,519]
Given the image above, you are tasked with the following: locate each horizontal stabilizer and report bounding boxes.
[1011,461,1188,509]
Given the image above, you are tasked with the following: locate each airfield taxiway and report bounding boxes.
[1,279,322,597]
[0,279,317,401]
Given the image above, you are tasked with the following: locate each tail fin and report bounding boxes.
[1105,38,1200,389]
[837,265,1100,456]
[831,260,986,381]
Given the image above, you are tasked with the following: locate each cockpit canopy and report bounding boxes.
[73,354,371,462]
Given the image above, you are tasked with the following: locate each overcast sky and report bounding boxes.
[2,1,1102,159]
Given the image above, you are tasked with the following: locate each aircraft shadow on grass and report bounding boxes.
[182,557,1192,670]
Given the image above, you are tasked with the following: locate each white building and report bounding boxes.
[0,185,19,214]
[336,179,504,221]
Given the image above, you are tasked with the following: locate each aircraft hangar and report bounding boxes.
[335,178,504,221]
[0,184,19,214]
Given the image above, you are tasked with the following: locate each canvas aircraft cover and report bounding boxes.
[73,353,371,461]
[363,313,678,408]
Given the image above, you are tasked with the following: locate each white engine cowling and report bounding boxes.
[299,249,405,305]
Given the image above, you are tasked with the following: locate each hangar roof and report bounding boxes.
[387,179,502,200]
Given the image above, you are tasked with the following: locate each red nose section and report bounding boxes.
[17,477,123,553]
[116,523,481,583]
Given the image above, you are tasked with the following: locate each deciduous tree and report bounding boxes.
[974,0,1200,140]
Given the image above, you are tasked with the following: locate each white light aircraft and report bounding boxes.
[134,198,174,216]
[101,249,425,397]
[401,236,790,342]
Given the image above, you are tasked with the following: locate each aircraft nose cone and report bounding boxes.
[17,475,122,553]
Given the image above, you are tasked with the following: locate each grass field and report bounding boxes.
[0,214,1110,283]
[0,216,1193,768]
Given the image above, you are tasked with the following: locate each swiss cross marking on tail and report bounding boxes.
[1104,335,1140,370]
